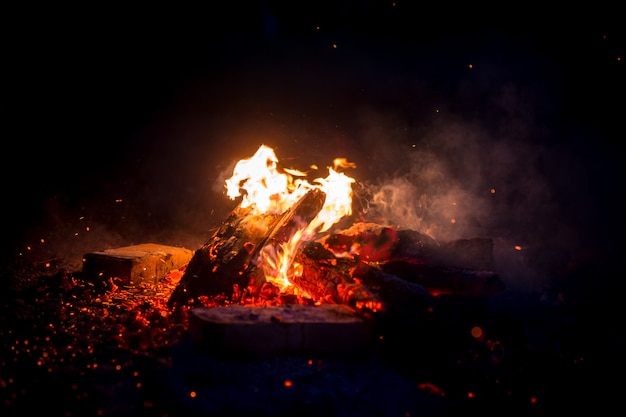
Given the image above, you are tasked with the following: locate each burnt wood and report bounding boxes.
[291,241,380,308]
[168,193,504,311]
[321,222,501,297]
[351,261,436,315]
[378,261,504,296]
[167,188,326,308]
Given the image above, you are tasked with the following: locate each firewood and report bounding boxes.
[167,188,326,308]
[320,222,401,262]
[319,222,503,298]
[351,261,436,315]
[290,241,381,310]
[321,222,494,270]
[378,261,504,296]
[321,222,441,264]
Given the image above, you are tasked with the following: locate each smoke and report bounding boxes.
[328,55,605,293]
[357,124,560,292]
[365,123,581,290]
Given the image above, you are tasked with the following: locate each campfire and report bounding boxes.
[167,144,504,314]
[3,143,608,416]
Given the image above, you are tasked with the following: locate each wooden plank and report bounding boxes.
[82,243,193,285]
[187,304,372,357]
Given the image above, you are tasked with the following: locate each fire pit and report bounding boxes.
[154,144,505,360]
[166,145,504,308]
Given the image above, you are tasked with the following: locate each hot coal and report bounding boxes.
[1,260,623,416]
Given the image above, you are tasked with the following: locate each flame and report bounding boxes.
[310,166,355,233]
[260,227,306,292]
[225,144,312,215]
[225,145,356,293]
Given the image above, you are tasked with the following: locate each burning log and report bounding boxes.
[321,222,494,268]
[167,145,503,314]
[167,188,327,308]
[289,240,447,316]
[187,304,372,357]
[291,241,381,309]
[321,222,503,297]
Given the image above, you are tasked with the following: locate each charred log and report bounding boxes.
[320,222,502,296]
[321,222,494,269]
[167,188,326,308]
[321,222,441,264]
[351,261,436,316]
[321,223,401,262]
[166,206,273,309]
[379,261,504,296]
[291,241,381,310]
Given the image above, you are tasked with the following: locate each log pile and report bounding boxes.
[167,188,326,308]
[167,189,504,317]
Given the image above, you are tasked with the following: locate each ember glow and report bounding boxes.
[225,144,356,292]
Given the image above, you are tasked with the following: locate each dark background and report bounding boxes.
[4,2,625,297]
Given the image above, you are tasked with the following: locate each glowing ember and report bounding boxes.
[225,145,356,293]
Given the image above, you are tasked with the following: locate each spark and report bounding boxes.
[416,382,445,397]
[471,326,484,339]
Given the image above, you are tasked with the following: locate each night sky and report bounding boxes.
[5,2,625,297]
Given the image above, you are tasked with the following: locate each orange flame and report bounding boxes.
[225,145,356,292]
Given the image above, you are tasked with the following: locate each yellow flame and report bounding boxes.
[225,144,355,228]
[260,227,306,292]
[225,144,312,214]
[225,145,356,292]
[310,168,355,233]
